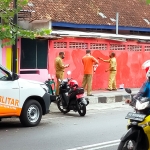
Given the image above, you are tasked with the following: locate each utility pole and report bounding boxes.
[116,12,119,35]
[12,0,18,73]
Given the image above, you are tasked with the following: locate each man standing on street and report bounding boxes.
[82,50,99,96]
[55,52,69,96]
[99,52,117,91]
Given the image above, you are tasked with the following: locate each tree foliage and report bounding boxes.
[146,0,150,4]
[0,0,51,46]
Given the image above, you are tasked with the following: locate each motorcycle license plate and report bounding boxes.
[76,94,84,99]
[125,112,146,121]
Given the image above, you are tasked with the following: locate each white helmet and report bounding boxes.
[142,60,150,78]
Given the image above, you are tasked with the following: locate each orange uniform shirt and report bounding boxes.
[82,55,98,74]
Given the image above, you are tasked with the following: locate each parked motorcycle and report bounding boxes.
[117,88,150,150]
[57,71,89,116]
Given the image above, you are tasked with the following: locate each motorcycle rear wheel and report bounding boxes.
[117,140,136,150]
[77,103,86,116]
[57,99,70,114]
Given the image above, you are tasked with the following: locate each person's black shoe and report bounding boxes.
[112,89,117,91]
[87,94,94,96]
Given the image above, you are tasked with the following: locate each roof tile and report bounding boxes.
[24,0,150,28]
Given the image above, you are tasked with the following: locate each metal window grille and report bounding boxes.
[145,46,150,52]
[128,45,142,51]
[110,44,125,50]
[54,42,67,48]
[90,43,107,50]
[69,42,88,49]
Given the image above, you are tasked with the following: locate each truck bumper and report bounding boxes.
[43,93,51,114]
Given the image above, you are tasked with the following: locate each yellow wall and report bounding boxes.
[6,48,12,71]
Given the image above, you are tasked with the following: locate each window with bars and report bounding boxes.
[128,45,142,51]
[69,42,88,49]
[90,43,107,50]
[54,42,67,48]
[110,44,125,50]
[145,46,150,51]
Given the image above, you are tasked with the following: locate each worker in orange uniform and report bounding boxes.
[82,50,99,96]
[99,52,117,91]
[55,52,69,96]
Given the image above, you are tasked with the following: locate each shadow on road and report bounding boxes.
[49,111,85,117]
[0,121,23,129]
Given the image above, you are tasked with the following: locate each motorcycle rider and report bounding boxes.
[126,60,150,105]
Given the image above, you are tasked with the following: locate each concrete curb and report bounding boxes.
[85,94,135,104]
[83,88,139,104]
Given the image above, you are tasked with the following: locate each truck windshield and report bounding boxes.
[0,64,12,75]
[0,64,12,80]
[0,69,8,80]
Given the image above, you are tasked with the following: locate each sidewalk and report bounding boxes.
[85,88,139,104]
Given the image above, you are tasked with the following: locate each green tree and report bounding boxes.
[0,0,51,46]
[147,0,150,4]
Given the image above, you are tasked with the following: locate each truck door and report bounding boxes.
[0,68,20,116]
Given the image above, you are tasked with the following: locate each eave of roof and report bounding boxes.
[52,22,150,32]
[51,30,150,42]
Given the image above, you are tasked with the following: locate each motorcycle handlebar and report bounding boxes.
[58,78,72,83]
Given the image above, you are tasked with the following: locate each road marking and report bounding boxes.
[85,143,119,150]
[66,139,120,150]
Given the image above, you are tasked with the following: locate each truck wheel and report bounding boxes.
[20,100,42,127]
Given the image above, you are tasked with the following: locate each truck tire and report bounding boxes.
[20,100,42,127]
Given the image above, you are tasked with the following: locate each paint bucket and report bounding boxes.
[119,84,124,89]
[93,64,98,72]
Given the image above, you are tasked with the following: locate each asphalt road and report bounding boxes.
[0,104,132,150]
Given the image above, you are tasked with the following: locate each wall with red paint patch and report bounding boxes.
[48,38,150,90]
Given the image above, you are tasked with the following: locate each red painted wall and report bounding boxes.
[48,38,150,90]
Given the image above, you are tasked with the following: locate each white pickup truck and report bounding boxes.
[0,64,51,127]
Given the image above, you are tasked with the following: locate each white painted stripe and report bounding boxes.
[86,143,119,150]
[66,140,120,150]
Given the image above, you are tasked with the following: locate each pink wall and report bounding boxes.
[1,39,48,82]
[48,38,150,90]
[19,69,48,82]
[18,38,49,82]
